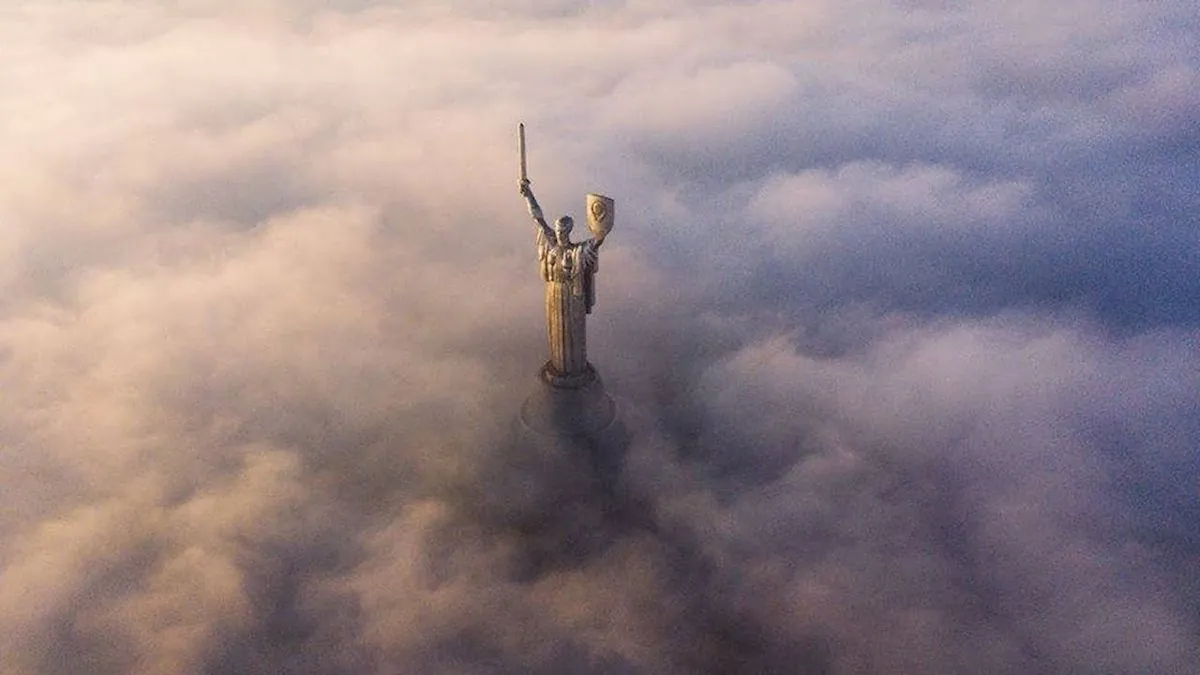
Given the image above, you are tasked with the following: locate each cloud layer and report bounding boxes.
[1,1,1198,673]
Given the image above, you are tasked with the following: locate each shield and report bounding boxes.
[585,193,614,241]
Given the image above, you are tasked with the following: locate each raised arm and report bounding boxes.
[520,179,554,239]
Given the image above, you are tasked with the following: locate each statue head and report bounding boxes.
[554,215,574,243]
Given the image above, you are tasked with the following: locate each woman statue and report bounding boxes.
[519,178,608,385]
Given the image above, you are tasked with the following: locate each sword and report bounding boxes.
[518,122,528,183]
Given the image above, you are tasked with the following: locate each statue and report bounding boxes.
[517,123,614,388]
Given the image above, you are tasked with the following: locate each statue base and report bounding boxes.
[520,362,615,437]
[513,361,626,490]
[479,361,631,577]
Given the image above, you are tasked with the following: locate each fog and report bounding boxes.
[1,1,1197,673]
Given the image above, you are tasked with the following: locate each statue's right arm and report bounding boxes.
[520,180,553,238]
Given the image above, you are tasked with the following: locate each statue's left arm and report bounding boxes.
[581,239,600,313]
[581,238,600,266]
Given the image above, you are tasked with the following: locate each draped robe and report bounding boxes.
[536,229,599,376]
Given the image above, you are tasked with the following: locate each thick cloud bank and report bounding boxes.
[1,1,1198,673]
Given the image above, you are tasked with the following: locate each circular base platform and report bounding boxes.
[519,362,617,439]
[510,363,628,495]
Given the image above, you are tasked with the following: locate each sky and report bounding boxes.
[1,1,1198,673]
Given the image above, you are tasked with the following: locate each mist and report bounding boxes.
[1,1,1198,673]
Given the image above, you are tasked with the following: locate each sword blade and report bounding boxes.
[518,123,528,182]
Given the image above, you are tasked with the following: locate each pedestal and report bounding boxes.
[513,361,626,490]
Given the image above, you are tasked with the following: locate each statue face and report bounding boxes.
[554,215,574,240]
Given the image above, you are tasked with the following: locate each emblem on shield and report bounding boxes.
[586,193,614,240]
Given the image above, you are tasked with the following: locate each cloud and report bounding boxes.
[1,1,1197,673]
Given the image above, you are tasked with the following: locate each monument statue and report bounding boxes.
[517,123,614,388]
[512,124,623,475]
